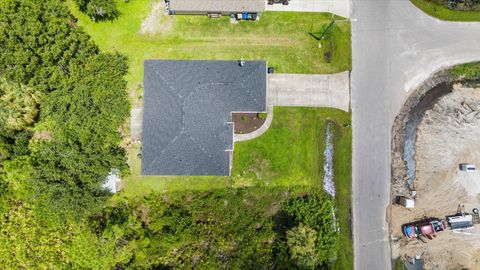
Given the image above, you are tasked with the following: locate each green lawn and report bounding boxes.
[66,1,353,267]
[67,0,351,90]
[411,0,480,21]
[123,108,350,194]
[122,107,353,269]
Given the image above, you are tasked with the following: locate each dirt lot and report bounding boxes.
[391,85,480,270]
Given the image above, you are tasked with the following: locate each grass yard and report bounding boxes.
[123,108,350,194]
[411,0,480,21]
[66,0,351,90]
[122,107,353,269]
[66,1,353,267]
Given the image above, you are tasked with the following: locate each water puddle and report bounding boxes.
[404,82,452,187]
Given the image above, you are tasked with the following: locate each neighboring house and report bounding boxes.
[167,0,265,16]
[141,60,267,176]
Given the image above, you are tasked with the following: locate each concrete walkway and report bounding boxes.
[268,72,350,111]
[265,0,350,18]
[130,107,142,142]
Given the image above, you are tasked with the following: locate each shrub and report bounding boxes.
[75,0,119,21]
[286,224,318,270]
[282,192,339,267]
[258,112,268,120]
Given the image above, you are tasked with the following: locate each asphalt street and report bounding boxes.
[351,1,480,269]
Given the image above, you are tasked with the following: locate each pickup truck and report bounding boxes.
[402,218,446,239]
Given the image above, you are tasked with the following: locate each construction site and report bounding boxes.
[390,80,480,269]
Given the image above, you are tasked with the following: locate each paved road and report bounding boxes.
[351,1,480,269]
[266,0,350,18]
[268,72,350,111]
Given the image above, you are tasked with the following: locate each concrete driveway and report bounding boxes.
[351,0,480,269]
[265,0,350,18]
[268,72,350,111]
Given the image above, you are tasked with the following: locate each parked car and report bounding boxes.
[236,12,258,21]
[459,163,476,171]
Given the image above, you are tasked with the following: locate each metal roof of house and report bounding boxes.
[141,60,266,176]
[169,0,265,13]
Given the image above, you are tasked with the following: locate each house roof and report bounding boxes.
[169,0,265,13]
[141,60,267,176]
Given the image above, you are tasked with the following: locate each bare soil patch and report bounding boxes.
[140,0,175,35]
[391,85,480,270]
[232,113,266,134]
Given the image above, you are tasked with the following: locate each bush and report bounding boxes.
[286,224,318,270]
[75,0,119,21]
[258,112,268,120]
[282,192,339,268]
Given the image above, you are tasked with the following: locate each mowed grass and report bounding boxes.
[411,0,480,21]
[66,2,353,267]
[233,107,353,269]
[232,107,350,188]
[123,108,350,194]
[331,112,353,270]
[122,108,353,268]
[66,0,351,90]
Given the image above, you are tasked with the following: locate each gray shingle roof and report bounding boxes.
[142,60,266,176]
[169,0,265,13]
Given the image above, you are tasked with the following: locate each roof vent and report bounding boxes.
[239,59,245,67]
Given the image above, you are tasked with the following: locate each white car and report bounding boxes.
[459,163,476,172]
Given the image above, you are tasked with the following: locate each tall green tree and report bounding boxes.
[283,192,339,268]
[0,78,42,131]
[30,52,129,197]
[287,224,319,270]
[75,0,119,21]
[0,0,98,93]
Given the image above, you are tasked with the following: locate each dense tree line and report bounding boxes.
[0,0,129,207]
